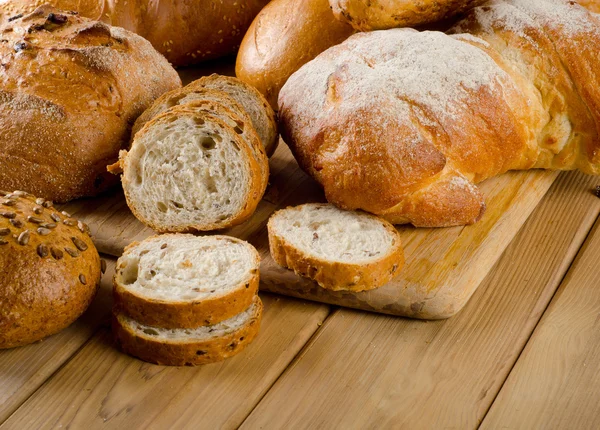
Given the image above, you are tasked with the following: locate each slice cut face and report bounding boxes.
[113,296,263,366]
[122,108,263,232]
[268,203,404,291]
[114,234,260,328]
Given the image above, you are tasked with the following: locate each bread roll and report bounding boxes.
[268,204,404,291]
[0,0,270,66]
[114,296,263,366]
[236,0,355,110]
[0,190,103,349]
[114,234,261,329]
[329,0,487,31]
[279,0,600,227]
[0,6,181,203]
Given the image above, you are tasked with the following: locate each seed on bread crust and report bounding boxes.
[2,200,16,206]
[17,230,30,246]
[27,216,44,224]
[71,237,88,251]
[1,212,16,219]
[64,247,79,258]
[42,201,53,208]
[79,274,86,285]
[0,228,9,236]
[50,247,63,260]
[10,219,23,228]
[33,206,43,214]
[63,219,76,226]
[37,244,49,258]
[50,213,61,223]
[37,227,51,236]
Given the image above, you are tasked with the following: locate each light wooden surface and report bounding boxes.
[241,171,600,429]
[60,141,558,319]
[482,217,600,429]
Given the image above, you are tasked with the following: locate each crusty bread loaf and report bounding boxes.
[0,0,270,66]
[279,0,600,227]
[189,75,279,156]
[120,107,267,232]
[114,234,260,328]
[236,0,355,110]
[0,190,103,349]
[114,296,263,366]
[268,204,404,291]
[329,0,487,31]
[0,6,181,203]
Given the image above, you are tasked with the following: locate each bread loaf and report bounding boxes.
[236,0,355,109]
[119,106,268,232]
[329,0,487,31]
[279,0,600,227]
[268,204,404,291]
[114,296,263,366]
[0,0,270,66]
[0,190,103,349]
[0,6,181,203]
[114,234,260,329]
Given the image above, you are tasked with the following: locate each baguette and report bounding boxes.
[113,296,263,366]
[268,204,404,292]
[236,0,355,110]
[114,234,260,328]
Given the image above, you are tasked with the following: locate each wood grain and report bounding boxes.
[0,259,115,423]
[240,171,600,429]
[482,217,600,429]
[0,294,330,430]
[62,142,558,319]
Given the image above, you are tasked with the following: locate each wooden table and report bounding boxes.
[1,169,599,429]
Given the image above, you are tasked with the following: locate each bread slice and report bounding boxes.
[120,107,266,232]
[131,87,251,139]
[114,234,260,328]
[189,74,278,156]
[113,296,263,366]
[268,203,404,292]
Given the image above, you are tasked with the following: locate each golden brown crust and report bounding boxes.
[113,234,261,328]
[0,190,102,349]
[579,0,600,13]
[329,0,487,31]
[235,0,355,110]
[0,0,270,66]
[0,6,181,203]
[267,207,404,291]
[121,108,265,233]
[113,298,263,366]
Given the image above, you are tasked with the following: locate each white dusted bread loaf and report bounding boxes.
[268,204,404,291]
[114,296,263,366]
[114,234,260,328]
[119,106,268,233]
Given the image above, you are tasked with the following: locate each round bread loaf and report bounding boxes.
[0,190,103,349]
[0,0,271,66]
[0,6,181,203]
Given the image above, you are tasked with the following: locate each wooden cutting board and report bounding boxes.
[60,141,558,319]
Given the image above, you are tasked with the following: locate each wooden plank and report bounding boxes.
[240,171,600,429]
[0,259,116,423]
[0,294,330,429]
[482,217,600,429]
[62,141,559,319]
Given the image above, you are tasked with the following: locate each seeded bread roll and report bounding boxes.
[189,75,279,157]
[0,6,181,203]
[113,296,263,366]
[120,107,267,232]
[268,204,404,292]
[114,234,260,328]
[0,0,270,66]
[0,190,103,349]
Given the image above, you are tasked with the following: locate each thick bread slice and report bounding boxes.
[113,296,263,366]
[131,87,250,138]
[268,204,404,292]
[114,234,260,328]
[189,74,278,156]
[121,107,264,232]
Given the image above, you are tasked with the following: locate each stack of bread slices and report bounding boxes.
[113,234,263,366]
[109,74,277,234]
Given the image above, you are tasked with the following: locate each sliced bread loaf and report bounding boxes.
[189,74,278,156]
[268,203,404,291]
[114,296,263,366]
[131,87,251,138]
[114,234,260,328]
[120,107,266,232]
